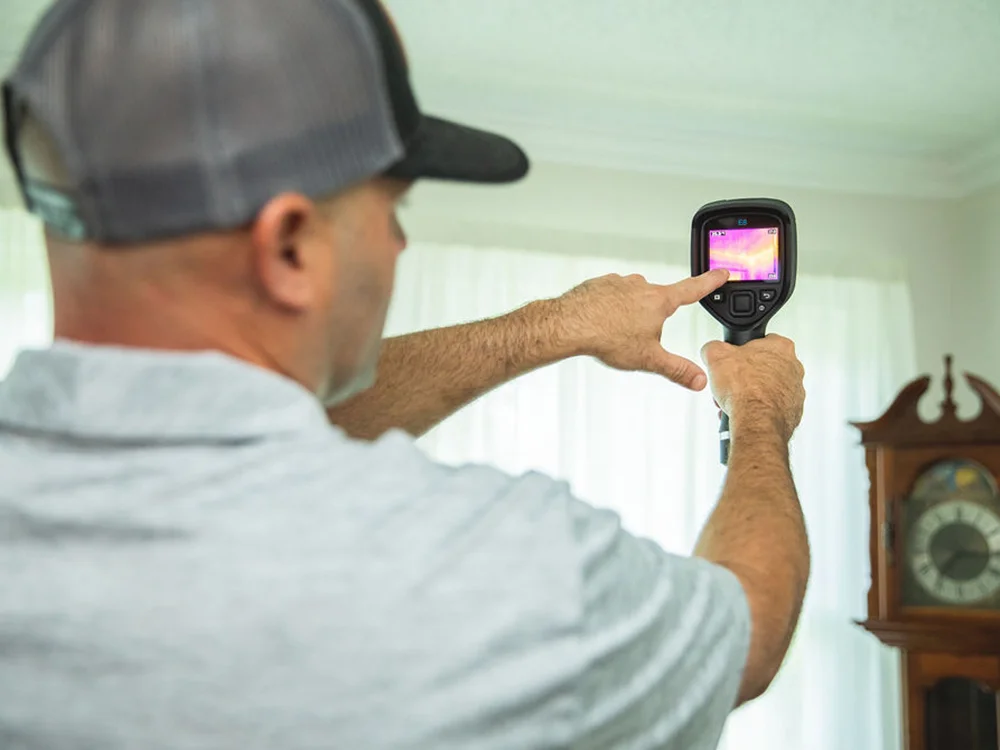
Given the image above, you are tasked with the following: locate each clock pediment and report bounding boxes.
[851,356,1000,447]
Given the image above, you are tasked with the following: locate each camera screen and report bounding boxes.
[708,227,780,282]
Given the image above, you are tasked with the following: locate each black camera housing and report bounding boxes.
[691,197,797,343]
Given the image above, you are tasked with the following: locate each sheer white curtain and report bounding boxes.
[0,206,910,749]
[386,242,915,750]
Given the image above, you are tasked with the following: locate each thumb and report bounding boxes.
[647,346,708,391]
[700,339,732,367]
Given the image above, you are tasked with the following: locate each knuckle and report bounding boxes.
[701,340,724,359]
[669,361,693,382]
[662,365,685,383]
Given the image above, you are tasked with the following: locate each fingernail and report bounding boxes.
[692,373,707,390]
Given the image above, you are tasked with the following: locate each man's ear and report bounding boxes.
[250,193,328,312]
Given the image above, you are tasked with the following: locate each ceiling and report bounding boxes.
[2,0,999,203]
[383,0,1000,197]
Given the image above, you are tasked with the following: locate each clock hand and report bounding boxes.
[937,549,995,579]
[940,552,961,578]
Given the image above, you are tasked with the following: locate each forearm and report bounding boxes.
[327,299,578,440]
[693,412,810,705]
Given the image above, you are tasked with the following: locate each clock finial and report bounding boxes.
[850,353,1000,445]
[942,354,956,417]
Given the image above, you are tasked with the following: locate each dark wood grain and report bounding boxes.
[852,356,1000,750]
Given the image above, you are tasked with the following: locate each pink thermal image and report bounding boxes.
[708,228,779,281]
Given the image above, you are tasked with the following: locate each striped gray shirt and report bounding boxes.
[0,341,749,750]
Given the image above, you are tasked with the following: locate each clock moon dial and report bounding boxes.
[908,500,1000,604]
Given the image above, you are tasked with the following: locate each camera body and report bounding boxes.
[691,197,797,339]
[691,197,797,464]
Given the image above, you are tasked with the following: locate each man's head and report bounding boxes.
[2,0,528,404]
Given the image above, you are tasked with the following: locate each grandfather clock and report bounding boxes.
[853,356,1000,750]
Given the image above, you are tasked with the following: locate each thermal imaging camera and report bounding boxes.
[690,197,798,464]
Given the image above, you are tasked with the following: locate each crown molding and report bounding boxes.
[419,77,989,199]
[493,117,963,199]
[1,77,991,208]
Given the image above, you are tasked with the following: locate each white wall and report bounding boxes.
[958,185,1000,388]
[987,188,1000,360]
[402,161,973,412]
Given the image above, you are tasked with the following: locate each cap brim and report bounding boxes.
[385,115,529,184]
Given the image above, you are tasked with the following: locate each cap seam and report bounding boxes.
[339,0,407,163]
[185,0,229,230]
[201,1,243,223]
[68,0,102,239]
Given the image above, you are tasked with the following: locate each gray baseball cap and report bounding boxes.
[2,0,530,244]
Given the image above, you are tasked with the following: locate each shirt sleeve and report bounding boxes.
[566,496,751,750]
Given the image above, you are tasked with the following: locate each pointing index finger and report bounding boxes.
[664,269,730,307]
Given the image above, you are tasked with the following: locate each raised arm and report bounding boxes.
[327,270,729,439]
[326,300,573,440]
[694,334,810,705]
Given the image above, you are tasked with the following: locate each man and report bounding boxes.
[0,1,808,749]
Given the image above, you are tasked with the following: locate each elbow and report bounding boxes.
[727,559,810,708]
[734,662,782,707]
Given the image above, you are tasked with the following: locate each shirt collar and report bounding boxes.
[0,340,332,443]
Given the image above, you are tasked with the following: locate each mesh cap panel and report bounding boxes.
[6,0,404,243]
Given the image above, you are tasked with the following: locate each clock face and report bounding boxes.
[908,500,1000,604]
[902,459,1000,609]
